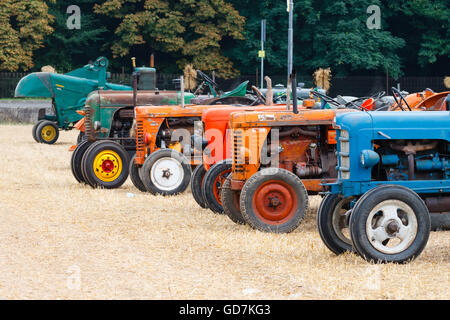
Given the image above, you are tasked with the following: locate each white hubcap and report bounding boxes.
[366,200,418,254]
[150,157,184,191]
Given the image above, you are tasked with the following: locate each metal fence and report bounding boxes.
[1,72,447,99]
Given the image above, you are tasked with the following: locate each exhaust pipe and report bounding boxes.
[291,71,298,114]
[132,57,137,109]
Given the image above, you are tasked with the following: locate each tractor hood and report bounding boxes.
[336,111,450,141]
[15,72,54,98]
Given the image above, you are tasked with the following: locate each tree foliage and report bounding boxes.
[93,0,245,78]
[0,0,54,71]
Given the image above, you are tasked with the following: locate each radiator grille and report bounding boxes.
[84,104,93,141]
[136,119,145,157]
[232,129,244,173]
[338,130,350,179]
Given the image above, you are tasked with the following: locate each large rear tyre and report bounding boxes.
[202,160,232,214]
[141,149,191,196]
[191,164,208,208]
[32,120,45,143]
[317,194,355,255]
[70,140,92,184]
[37,120,59,144]
[349,185,431,264]
[81,141,130,189]
[240,168,308,233]
[221,174,245,225]
[129,154,147,192]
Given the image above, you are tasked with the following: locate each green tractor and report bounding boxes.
[15,57,133,144]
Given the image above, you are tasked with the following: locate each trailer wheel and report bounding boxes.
[37,120,59,144]
[77,132,85,144]
[32,120,45,143]
[221,174,245,225]
[349,185,431,263]
[317,194,355,255]
[129,154,147,192]
[70,140,92,184]
[202,160,232,214]
[191,164,208,208]
[81,141,129,189]
[240,168,308,233]
[141,149,191,196]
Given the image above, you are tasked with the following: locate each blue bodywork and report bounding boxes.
[329,110,450,197]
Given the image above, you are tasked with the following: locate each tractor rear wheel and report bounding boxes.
[240,168,308,233]
[37,120,59,144]
[191,164,208,208]
[129,154,147,192]
[221,174,245,225]
[202,160,232,214]
[81,141,130,189]
[317,194,355,255]
[70,140,92,184]
[141,149,191,196]
[349,185,430,263]
[32,120,45,143]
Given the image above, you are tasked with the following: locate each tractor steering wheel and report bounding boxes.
[196,70,219,88]
[310,90,346,109]
[251,86,266,105]
[391,87,412,111]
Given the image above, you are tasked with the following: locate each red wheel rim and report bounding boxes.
[213,169,232,205]
[101,160,114,173]
[252,180,298,225]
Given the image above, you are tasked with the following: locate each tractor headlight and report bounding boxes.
[360,149,380,168]
[94,121,102,131]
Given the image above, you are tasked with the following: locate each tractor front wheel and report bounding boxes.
[141,149,191,196]
[37,120,59,144]
[202,160,232,214]
[317,194,355,255]
[70,140,92,184]
[81,141,130,189]
[129,154,147,192]
[349,185,431,263]
[191,164,208,208]
[240,168,308,233]
[221,174,245,225]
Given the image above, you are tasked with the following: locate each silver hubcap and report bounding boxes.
[366,200,418,254]
[150,157,184,191]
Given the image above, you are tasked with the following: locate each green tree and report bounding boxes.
[228,0,406,78]
[0,0,54,71]
[34,0,111,73]
[94,0,245,78]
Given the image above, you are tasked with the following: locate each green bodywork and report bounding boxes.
[15,57,131,129]
[85,90,195,140]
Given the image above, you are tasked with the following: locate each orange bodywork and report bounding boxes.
[390,90,450,111]
[229,109,356,192]
[134,104,275,166]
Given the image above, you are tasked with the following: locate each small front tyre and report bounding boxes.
[240,168,308,233]
[202,160,232,214]
[349,185,431,264]
[129,154,147,192]
[191,164,208,208]
[221,174,245,225]
[141,149,191,196]
[81,140,130,189]
[36,120,59,144]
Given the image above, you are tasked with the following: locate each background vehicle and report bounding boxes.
[15,57,132,144]
[317,99,450,263]
[223,108,357,233]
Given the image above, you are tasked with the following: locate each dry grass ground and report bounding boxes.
[0,124,448,300]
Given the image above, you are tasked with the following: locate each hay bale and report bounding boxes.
[184,64,197,91]
[41,66,56,73]
[313,68,332,93]
[444,77,450,89]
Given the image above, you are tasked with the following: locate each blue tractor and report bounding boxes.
[317,95,450,263]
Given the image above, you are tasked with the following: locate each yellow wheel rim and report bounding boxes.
[41,125,57,142]
[92,150,123,182]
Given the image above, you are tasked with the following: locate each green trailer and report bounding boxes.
[15,57,133,144]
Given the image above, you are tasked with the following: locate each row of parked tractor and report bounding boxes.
[16,57,450,264]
